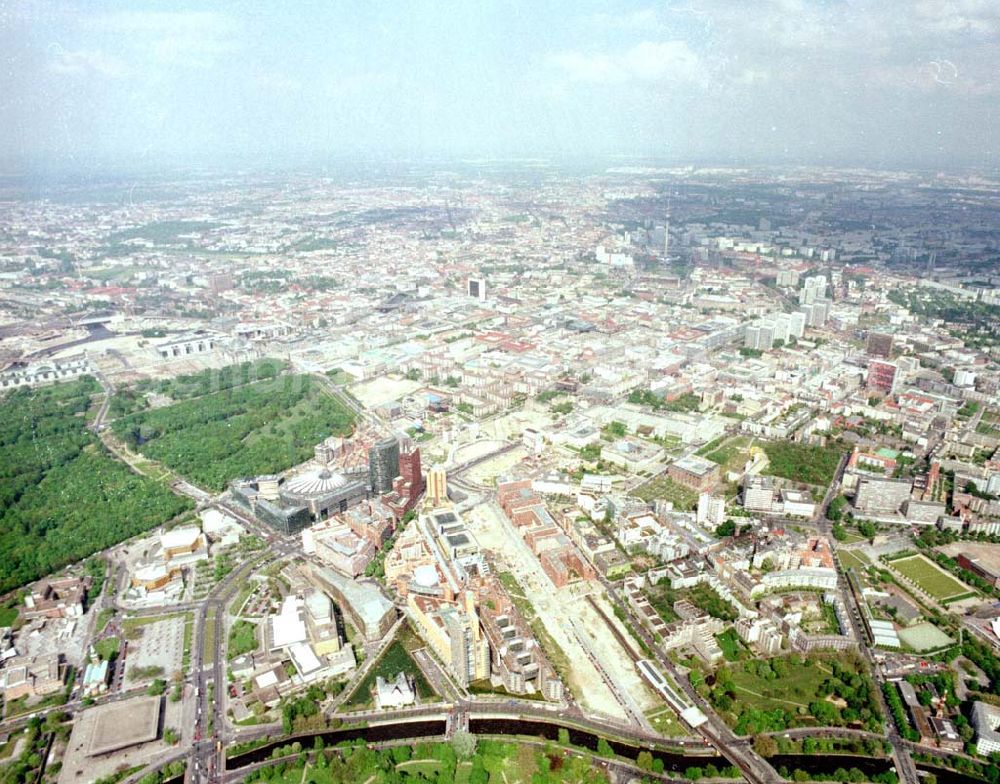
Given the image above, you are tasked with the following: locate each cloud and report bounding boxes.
[583,8,659,32]
[548,40,706,85]
[624,41,704,82]
[732,68,769,85]
[251,73,303,93]
[548,51,621,83]
[47,47,126,79]
[913,0,1000,36]
[96,11,238,69]
[868,58,997,96]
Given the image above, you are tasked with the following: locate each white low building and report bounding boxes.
[376,672,415,709]
[973,701,1000,756]
[751,567,838,598]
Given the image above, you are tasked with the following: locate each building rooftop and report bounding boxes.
[87,695,161,756]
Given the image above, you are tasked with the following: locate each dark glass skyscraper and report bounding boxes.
[368,437,400,495]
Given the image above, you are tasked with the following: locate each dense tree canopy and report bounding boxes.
[763,441,845,486]
[0,378,191,594]
[113,372,355,491]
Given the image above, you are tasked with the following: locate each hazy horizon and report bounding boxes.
[3,1,998,175]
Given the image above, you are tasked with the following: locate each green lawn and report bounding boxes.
[95,608,115,634]
[890,554,975,601]
[395,759,442,777]
[94,637,121,661]
[837,549,869,572]
[227,619,259,659]
[700,436,754,472]
[0,607,18,627]
[342,641,436,709]
[709,654,882,735]
[715,628,748,661]
[202,611,217,664]
[644,706,688,737]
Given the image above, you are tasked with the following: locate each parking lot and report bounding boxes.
[122,615,185,687]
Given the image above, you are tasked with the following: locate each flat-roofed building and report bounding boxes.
[669,455,720,493]
[407,592,489,687]
[24,577,90,620]
[855,476,912,516]
[309,565,396,641]
[312,523,376,577]
[268,595,307,651]
[0,653,64,701]
[84,695,162,757]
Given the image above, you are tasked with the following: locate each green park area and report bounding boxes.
[228,619,259,659]
[342,639,436,709]
[0,604,19,628]
[704,653,883,735]
[0,377,192,593]
[697,436,754,473]
[887,553,976,603]
[242,738,619,784]
[109,219,221,245]
[632,475,698,510]
[94,637,121,661]
[762,440,845,487]
[647,581,738,623]
[837,549,870,572]
[113,363,355,491]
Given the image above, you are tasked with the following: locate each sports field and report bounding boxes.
[889,554,975,602]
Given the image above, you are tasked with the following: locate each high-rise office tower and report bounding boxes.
[866,360,898,396]
[369,437,400,495]
[468,278,486,301]
[397,444,424,497]
[427,465,448,505]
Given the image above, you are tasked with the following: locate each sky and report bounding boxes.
[2,0,998,173]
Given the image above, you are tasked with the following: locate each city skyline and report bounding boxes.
[2,0,998,174]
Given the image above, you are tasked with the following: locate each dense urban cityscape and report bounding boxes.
[0,162,997,784]
[3,1,1000,783]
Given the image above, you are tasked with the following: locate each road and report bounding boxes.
[77,370,924,784]
[817,454,921,784]
[187,547,285,783]
[596,573,780,783]
[88,370,115,433]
